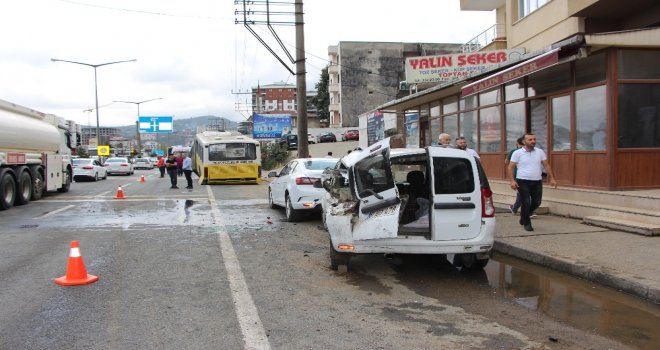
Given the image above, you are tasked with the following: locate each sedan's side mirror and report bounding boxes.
[268,171,278,178]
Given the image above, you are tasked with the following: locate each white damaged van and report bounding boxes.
[318,138,495,271]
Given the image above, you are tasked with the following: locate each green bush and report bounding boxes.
[262,142,289,170]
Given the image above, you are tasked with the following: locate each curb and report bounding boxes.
[493,240,660,304]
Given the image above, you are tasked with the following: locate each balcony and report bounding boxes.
[462,23,505,53]
[328,64,339,74]
[329,103,339,112]
[328,84,339,93]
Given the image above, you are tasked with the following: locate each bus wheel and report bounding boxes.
[15,168,32,205]
[0,169,16,210]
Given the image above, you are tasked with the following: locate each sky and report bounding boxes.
[0,0,494,127]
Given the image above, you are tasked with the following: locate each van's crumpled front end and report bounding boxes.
[320,138,495,270]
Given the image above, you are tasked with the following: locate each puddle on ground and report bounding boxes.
[488,253,660,349]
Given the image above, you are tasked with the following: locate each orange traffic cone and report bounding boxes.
[114,186,125,199]
[139,175,145,183]
[54,240,99,286]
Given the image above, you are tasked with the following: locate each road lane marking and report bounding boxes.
[35,204,75,219]
[206,186,271,350]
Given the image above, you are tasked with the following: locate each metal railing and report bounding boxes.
[462,24,505,53]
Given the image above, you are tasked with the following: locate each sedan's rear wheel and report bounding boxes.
[94,173,99,182]
[285,195,300,222]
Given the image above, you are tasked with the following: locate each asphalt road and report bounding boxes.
[0,166,633,349]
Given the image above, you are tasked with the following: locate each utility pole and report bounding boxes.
[294,0,308,158]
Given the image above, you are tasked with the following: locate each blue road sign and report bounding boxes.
[139,116,173,133]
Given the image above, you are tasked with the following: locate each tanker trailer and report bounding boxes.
[0,99,73,210]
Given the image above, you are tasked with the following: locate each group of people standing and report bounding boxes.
[155,153,194,190]
[437,132,556,232]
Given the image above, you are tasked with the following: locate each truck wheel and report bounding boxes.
[57,168,71,193]
[329,241,350,271]
[0,169,16,210]
[31,168,44,201]
[15,168,32,206]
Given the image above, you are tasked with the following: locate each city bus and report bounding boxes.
[190,131,261,184]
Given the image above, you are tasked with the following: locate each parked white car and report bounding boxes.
[318,138,495,271]
[103,157,134,176]
[308,133,318,144]
[133,158,154,170]
[72,158,107,181]
[268,158,339,221]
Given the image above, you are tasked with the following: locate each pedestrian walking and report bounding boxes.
[507,133,557,231]
[455,136,480,159]
[182,154,193,189]
[156,156,166,178]
[176,154,184,177]
[505,136,525,214]
[165,154,178,189]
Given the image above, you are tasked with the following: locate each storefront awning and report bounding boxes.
[585,27,660,47]
[461,48,559,97]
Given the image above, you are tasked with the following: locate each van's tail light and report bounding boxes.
[296,177,319,185]
[481,187,495,218]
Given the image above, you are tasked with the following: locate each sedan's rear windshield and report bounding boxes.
[105,158,127,163]
[72,159,91,165]
[303,159,337,170]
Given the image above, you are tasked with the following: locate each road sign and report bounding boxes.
[139,116,173,133]
[156,149,165,156]
[97,145,110,156]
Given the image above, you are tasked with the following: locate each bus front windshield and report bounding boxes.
[208,143,257,161]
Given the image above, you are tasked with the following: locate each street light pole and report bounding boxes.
[51,58,137,146]
[114,98,163,157]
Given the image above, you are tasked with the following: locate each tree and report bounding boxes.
[312,65,330,125]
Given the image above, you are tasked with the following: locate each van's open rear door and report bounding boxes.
[428,148,483,240]
[347,138,400,240]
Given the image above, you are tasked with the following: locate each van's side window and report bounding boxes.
[433,157,475,194]
[354,152,394,194]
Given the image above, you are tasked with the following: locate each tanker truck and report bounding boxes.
[0,98,73,210]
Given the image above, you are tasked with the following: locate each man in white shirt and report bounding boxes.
[455,136,480,159]
[507,133,557,231]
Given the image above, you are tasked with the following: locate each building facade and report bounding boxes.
[327,42,464,128]
[250,82,319,128]
[363,0,659,190]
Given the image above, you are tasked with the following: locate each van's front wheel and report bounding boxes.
[329,241,350,271]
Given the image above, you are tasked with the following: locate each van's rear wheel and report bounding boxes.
[453,253,489,270]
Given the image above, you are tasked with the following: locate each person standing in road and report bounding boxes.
[505,136,525,214]
[166,154,178,189]
[455,136,480,159]
[176,153,184,177]
[507,133,557,231]
[182,154,193,189]
[156,156,166,178]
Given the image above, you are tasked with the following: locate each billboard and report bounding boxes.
[252,114,292,140]
[139,116,173,133]
[405,49,525,84]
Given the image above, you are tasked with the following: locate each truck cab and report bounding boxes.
[320,138,495,271]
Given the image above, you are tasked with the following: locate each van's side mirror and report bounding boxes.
[268,171,278,178]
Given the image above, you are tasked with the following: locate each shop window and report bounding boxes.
[430,102,441,145]
[618,84,660,148]
[479,88,501,106]
[443,114,458,140]
[505,78,525,102]
[505,102,526,149]
[460,95,476,111]
[405,112,420,148]
[575,53,606,86]
[530,99,548,151]
[528,62,570,97]
[618,50,660,80]
[551,95,571,151]
[479,106,501,152]
[443,95,458,114]
[459,111,477,150]
[576,86,606,151]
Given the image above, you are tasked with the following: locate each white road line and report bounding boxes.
[95,191,111,197]
[206,186,271,350]
[38,197,208,203]
[35,204,75,219]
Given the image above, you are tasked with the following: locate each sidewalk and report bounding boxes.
[494,211,660,304]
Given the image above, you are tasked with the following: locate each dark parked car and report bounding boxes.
[318,132,337,143]
[279,134,298,150]
[342,129,359,141]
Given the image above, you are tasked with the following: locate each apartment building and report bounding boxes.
[251,82,319,128]
[327,42,464,128]
[363,0,660,190]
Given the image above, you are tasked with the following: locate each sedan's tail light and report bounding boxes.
[82,166,94,170]
[120,163,129,167]
[295,177,319,185]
